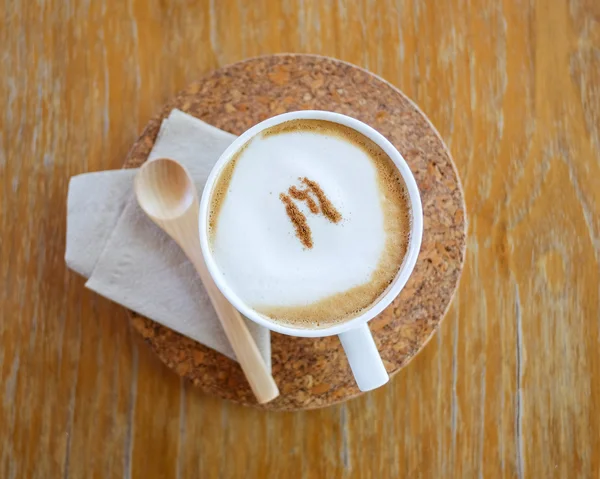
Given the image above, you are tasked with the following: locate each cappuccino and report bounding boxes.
[208,119,411,328]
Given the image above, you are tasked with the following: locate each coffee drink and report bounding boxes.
[208,119,412,328]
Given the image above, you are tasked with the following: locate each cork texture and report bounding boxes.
[123,54,467,410]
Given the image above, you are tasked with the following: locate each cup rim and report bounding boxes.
[199,110,423,338]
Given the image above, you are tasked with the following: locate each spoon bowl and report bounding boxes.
[135,158,196,221]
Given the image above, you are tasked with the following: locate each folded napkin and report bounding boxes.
[66,109,271,366]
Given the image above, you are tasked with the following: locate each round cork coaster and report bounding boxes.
[124,55,466,410]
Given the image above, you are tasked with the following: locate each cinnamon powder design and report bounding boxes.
[288,186,319,214]
[280,178,342,248]
[279,193,313,248]
[300,177,342,223]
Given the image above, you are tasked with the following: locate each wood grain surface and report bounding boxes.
[1,0,599,477]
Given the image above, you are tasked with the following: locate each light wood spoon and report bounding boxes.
[134,158,279,404]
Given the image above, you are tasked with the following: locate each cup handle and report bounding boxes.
[338,324,389,391]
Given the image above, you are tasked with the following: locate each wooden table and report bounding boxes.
[1,1,598,477]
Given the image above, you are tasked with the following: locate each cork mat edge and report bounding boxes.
[123,54,467,411]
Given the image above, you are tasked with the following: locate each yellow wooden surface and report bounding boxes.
[1,0,599,477]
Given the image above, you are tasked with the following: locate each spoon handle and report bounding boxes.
[182,231,280,404]
[134,158,278,404]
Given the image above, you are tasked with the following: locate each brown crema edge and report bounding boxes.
[208,119,412,328]
[255,119,413,328]
[208,142,248,244]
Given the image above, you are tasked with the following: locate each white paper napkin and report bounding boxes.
[65,109,271,365]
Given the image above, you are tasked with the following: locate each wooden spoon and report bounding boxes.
[134,158,279,404]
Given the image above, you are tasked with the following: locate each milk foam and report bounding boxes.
[209,120,411,327]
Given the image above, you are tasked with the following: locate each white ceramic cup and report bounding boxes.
[199,111,423,392]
